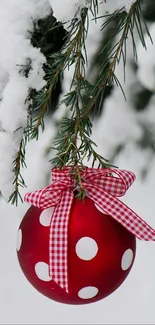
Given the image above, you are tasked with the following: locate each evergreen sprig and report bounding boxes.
[50,0,151,198]
[9,0,152,204]
[82,1,152,117]
[8,134,27,205]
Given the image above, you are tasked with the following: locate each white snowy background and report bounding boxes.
[0,0,155,323]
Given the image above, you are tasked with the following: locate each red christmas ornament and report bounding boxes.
[17,167,155,304]
[17,197,136,304]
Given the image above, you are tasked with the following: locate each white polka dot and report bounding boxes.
[78,286,98,299]
[121,249,133,271]
[16,229,22,251]
[35,262,52,281]
[76,237,98,260]
[39,207,54,227]
[95,203,106,214]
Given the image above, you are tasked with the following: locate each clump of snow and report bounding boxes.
[74,0,92,21]
[74,0,92,10]
[49,0,92,30]
[49,0,91,24]
[51,0,136,29]
[101,0,136,13]
[0,0,53,199]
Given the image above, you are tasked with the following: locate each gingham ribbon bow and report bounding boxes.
[24,167,155,293]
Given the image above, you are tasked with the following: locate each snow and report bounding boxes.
[51,0,136,27]
[0,0,155,323]
[49,0,91,25]
[0,0,52,199]
[54,0,135,23]
[102,0,136,13]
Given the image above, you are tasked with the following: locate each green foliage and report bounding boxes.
[8,135,27,205]
[9,0,152,204]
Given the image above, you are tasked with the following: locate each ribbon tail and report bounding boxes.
[49,189,74,293]
[87,186,155,241]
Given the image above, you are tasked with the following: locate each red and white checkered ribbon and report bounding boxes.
[24,167,155,293]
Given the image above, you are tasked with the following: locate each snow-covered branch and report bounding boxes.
[0,0,52,199]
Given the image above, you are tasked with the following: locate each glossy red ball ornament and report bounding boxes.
[17,197,136,304]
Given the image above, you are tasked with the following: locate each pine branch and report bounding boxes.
[50,1,150,198]
[8,0,151,204]
[82,1,152,117]
[8,135,27,205]
[50,6,114,197]
[40,1,151,198]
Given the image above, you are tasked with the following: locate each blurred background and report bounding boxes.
[1,0,155,323]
